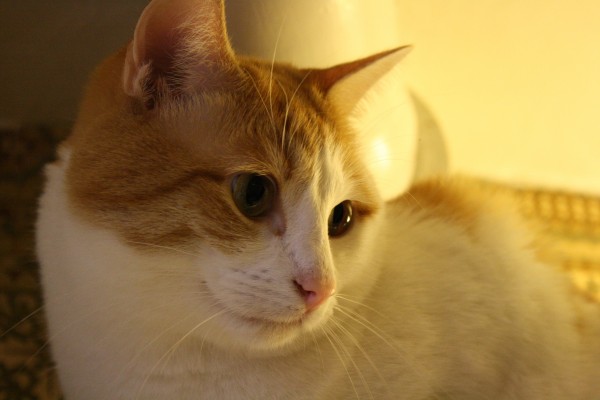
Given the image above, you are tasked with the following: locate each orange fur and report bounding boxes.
[66,47,378,253]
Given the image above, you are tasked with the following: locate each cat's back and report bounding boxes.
[366,178,600,399]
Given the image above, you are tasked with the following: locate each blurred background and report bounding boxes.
[2,0,600,194]
[1,1,599,398]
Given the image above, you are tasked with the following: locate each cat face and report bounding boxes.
[68,57,380,350]
[184,65,382,349]
[64,0,406,352]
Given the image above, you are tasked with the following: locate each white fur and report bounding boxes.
[38,146,599,399]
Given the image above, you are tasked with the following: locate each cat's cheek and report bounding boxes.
[191,250,336,351]
[329,214,383,295]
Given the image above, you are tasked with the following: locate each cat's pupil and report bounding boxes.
[246,176,266,206]
[332,204,344,224]
[328,200,353,237]
[232,173,275,218]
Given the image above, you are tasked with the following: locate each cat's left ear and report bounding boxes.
[309,46,417,201]
[122,0,239,107]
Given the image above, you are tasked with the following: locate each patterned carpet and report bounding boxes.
[1,125,68,399]
[0,126,598,399]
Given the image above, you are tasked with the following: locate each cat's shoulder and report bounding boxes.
[389,176,529,239]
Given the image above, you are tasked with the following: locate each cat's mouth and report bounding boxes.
[199,294,338,352]
[221,306,330,346]
[238,314,304,329]
[207,294,335,349]
[228,304,332,336]
[212,310,310,350]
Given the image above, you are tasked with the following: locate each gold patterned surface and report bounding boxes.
[516,187,600,302]
[0,126,599,399]
[1,126,67,400]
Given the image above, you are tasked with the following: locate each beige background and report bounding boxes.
[2,0,599,194]
[396,1,600,194]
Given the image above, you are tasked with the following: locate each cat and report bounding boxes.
[36,0,600,399]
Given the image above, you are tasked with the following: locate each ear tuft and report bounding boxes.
[123,0,238,107]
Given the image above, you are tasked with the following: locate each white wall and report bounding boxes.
[395,0,600,194]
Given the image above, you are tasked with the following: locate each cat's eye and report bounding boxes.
[231,173,276,218]
[328,200,353,237]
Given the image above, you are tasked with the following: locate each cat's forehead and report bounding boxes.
[160,60,352,183]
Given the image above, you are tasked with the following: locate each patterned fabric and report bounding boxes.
[0,125,598,399]
[1,125,67,400]
[518,187,600,301]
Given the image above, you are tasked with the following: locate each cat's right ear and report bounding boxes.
[308,46,417,201]
[123,0,238,109]
[309,46,412,113]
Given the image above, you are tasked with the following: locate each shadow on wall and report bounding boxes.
[411,92,448,181]
[0,0,148,126]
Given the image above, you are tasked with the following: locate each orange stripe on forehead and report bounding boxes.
[65,44,375,254]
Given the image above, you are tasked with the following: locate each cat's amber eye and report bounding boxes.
[328,200,353,237]
[231,173,276,218]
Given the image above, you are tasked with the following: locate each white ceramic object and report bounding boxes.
[226,0,419,201]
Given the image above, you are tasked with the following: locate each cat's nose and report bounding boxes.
[293,276,336,311]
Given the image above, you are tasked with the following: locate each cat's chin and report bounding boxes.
[212,301,335,354]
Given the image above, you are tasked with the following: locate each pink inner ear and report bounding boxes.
[122,0,237,101]
[306,46,412,94]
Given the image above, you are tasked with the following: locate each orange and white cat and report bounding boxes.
[36,0,600,399]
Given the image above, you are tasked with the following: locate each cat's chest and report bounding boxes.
[125,350,330,400]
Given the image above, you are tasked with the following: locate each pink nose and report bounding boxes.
[293,276,336,311]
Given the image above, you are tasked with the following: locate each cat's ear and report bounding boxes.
[307,47,410,98]
[310,46,411,111]
[311,46,418,201]
[123,0,238,107]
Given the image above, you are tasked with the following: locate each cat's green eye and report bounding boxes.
[232,173,276,218]
[328,200,353,237]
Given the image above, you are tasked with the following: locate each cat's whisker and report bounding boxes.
[25,292,208,358]
[5,275,207,350]
[281,70,312,152]
[286,120,303,153]
[199,322,213,356]
[334,306,449,400]
[321,326,360,400]
[19,300,131,371]
[333,318,388,390]
[335,294,395,323]
[115,302,222,392]
[135,310,226,400]
[310,330,326,374]
[277,80,290,152]
[64,299,218,400]
[301,330,308,352]
[329,318,375,400]
[289,70,312,108]
[244,68,276,131]
[0,304,45,339]
[21,296,201,375]
[404,191,426,211]
[268,17,286,128]
[335,305,395,344]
